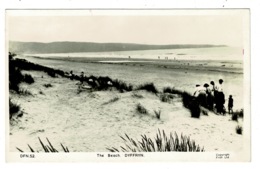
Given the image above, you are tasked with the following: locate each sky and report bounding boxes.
[7,10,247,47]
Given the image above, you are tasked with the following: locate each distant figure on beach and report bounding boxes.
[228,95,234,114]
[128,56,131,59]
[194,84,207,107]
[80,72,84,84]
[204,83,213,110]
[69,70,74,80]
[158,56,160,59]
[215,79,225,114]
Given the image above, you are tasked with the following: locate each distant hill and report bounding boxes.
[9,41,225,54]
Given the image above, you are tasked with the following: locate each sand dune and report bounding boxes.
[9,69,243,152]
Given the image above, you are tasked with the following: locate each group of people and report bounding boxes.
[193,79,234,115]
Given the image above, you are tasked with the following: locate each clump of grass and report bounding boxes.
[136,103,148,114]
[9,99,20,119]
[238,109,244,118]
[163,87,183,95]
[16,137,69,153]
[231,113,238,121]
[39,90,44,95]
[112,79,133,92]
[232,109,244,121]
[107,129,204,152]
[136,83,158,94]
[46,70,56,78]
[159,93,176,103]
[18,88,32,96]
[236,125,243,135]
[43,83,53,88]
[131,93,144,99]
[154,110,161,119]
[102,96,120,105]
[23,74,34,84]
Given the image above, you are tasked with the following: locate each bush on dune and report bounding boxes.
[236,125,243,135]
[136,83,158,94]
[107,129,204,152]
[163,87,183,95]
[112,79,133,92]
[43,83,53,88]
[9,99,20,119]
[23,74,35,84]
[231,109,243,121]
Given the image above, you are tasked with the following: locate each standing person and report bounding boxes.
[69,70,74,80]
[215,79,225,114]
[80,71,85,84]
[204,83,213,110]
[228,95,234,114]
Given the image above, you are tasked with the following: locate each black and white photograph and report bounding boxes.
[6,9,250,162]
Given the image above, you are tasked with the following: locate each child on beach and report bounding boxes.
[228,95,234,114]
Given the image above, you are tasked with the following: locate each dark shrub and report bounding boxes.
[9,66,24,92]
[238,109,244,118]
[112,79,133,92]
[9,99,20,119]
[43,83,53,88]
[232,113,238,121]
[163,87,183,95]
[46,70,56,78]
[23,74,34,84]
[136,83,158,94]
[236,125,243,135]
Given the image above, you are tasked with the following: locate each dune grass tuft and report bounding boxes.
[154,110,161,119]
[16,137,69,153]
[131,93,144,99]
[136,103,148,114]
[136,83,158,94]
[236,125,243,135]
[112,79,133,92]
[43,83,53,88]
[102,96,120,105]
[18,88,32,96]
[23,74,35,84]
[163,87,183,95]
[231,109,243,121]
[107,129,204,152]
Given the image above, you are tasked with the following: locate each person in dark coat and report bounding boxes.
[215,79,225,115]
[228,95,234,114]
[204,83,214,110]
[80,72,84,84]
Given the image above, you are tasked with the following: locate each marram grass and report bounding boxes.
[107,129,204,152]
[16,137,69,153]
